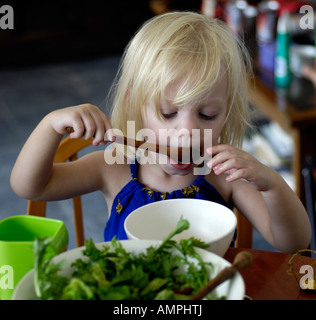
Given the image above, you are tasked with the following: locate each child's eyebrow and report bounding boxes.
[199,101,226,109]
[160,99,177,108]
[200,96,227,106]
[161,94,227,109]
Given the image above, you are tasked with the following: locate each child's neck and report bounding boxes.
[137,163,197,193]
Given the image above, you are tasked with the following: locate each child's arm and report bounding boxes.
[10,104,114,201]
[209,144,311,253]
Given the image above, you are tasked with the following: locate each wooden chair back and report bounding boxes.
[27,137,93,247]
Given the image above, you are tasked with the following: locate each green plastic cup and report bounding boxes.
[0,215,68,300]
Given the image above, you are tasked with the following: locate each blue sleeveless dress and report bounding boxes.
[104,162,234,241]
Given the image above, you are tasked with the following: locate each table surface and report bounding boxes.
[224,247,316,300]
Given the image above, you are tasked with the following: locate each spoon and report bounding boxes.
[114,135,195,163]
[189,251,252,300]
[66,127,199,163]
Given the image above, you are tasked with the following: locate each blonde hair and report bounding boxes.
[110,11,252,147]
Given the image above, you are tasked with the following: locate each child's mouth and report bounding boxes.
[169,156,194,170]
[170,162,194,170]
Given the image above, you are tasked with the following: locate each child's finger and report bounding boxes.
[105,128,116,142]
[225,168,247,182]
[81,114,97,140]
[69,118,85,139]
[90,114,108,145]
[209,144,230,155]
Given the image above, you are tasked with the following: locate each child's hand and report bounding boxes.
[207,144,274,192]
[302,65,316,88]
[48,104,114,146]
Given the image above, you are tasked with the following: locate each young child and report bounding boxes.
[11,12,311,253]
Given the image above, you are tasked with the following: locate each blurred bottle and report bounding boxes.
[201,0,216,17]
[256,0,279,44]
[275,12,291,87]
[243,5,258,60]
[225,0,247,35]
[256,1,279,73]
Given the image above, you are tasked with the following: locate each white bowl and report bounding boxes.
[124,199,237,256]
[13,240,245,300]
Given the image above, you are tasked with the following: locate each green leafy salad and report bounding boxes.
[33,217,223,300]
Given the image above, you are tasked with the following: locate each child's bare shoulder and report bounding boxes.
[78,149,130,189]
[101,149,131,194]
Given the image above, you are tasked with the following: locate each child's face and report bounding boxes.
[141,75,228,175]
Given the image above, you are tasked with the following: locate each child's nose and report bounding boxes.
[175,115,198,147]
[177,113,197,134]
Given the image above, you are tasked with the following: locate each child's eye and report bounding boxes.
[162,112,177,119]
[199,113,217,120]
